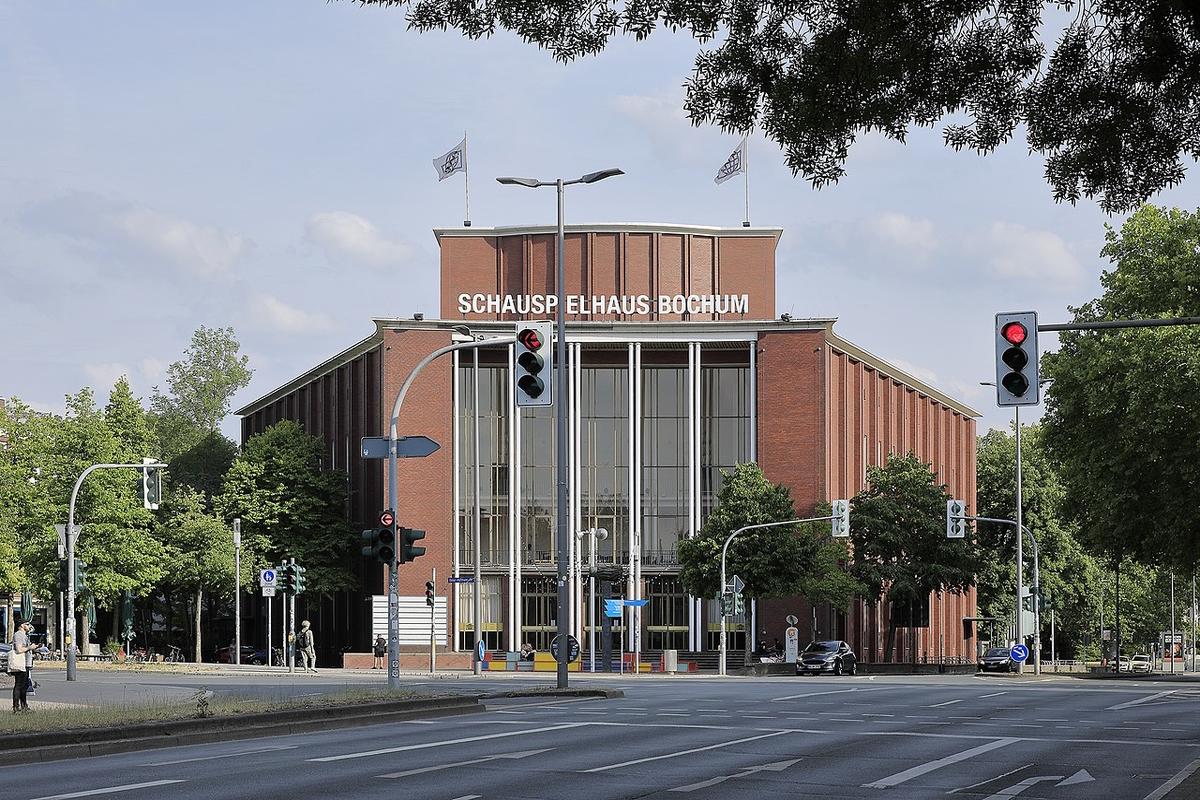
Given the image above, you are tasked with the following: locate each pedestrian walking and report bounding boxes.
[297,620,317,673]
[372,635,386,669]
[9,620,33,713]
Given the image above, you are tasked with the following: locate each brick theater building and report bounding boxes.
[238,222,978,669]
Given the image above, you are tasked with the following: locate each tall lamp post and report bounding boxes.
[497,168,624,689]
[233,518,241,665]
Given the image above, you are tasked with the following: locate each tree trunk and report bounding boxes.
[193,587,203,663]
[883,622,896,663]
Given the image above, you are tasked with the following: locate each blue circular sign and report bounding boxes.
[1010,644,1029,662]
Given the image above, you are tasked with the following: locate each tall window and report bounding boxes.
[700,361,751,518]
[580,362,629,564]
[520,575,558,651]
[645,576,688,650]
[457,359,511,566]
[642,364,688,563]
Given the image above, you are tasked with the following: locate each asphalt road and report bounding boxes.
[5,670,1200,799]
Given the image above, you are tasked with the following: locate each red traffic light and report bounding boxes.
[379,509,395,528]
[517,328,544,350]
[1001,321,1027,346]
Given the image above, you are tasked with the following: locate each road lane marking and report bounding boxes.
[583,730,795,773]
[1146,756,1200,800]
[861,738,1019,789]
[1107,690,1175,711]
[772,687,894,702]
[979,692,1007,698]
[141,745,298,765]
[378,748,552,778]
[928,699,964,708]
[670,758,801,792]
[980,774,1062,799]
[308,722,586,761]
[31,780,186,799]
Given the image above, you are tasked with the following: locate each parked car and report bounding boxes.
[797,640,857,676]
[0,642,9,671]
[214,645,265,664]
[1131,654,1153,673]
[978,647,1018,673]
[1110,656,1132,673]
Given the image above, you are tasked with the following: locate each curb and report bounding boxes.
[0,695,483,766]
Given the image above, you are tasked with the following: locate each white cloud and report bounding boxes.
[973,221,1085,284]
[19,192,246,279]
[81,363,132,394]
[255,293,334,336]
[867,212,939,254]
[306,212,415,267]
[115,206,245,278]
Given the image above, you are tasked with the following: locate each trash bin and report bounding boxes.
[663,649,678,674]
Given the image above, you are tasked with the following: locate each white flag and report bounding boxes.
[714,138,747,185]
[433,138,466,181]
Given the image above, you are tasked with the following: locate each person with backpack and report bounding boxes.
[297,620,317,674]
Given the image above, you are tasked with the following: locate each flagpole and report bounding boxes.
[743,137,750,227]
[463,130,471,227]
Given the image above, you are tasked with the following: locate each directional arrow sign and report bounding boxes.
[730,574,745,594]
[360,435,441,459]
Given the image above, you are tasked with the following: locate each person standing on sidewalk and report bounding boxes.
[9,620,33,713]
[297,620,317,673]
[372,635,386,669]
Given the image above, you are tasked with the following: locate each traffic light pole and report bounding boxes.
[718,514,837,677]
[386,336,515,691]
[65,461,165,681]
[956,514,1041,675]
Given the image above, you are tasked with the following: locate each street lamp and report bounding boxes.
[497,167,624,689]
[233,518,241,665]
[576,527,609,674]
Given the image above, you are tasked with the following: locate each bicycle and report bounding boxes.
[164,645,184,663]
[271,647,285,666]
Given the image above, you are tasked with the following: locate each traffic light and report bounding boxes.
[424,580,435,607]
[831,499,850,538]
[732,592,745,615]
[74,559,88,593]
[514,321,553,407]
[139,458,161,510]
[362,509,397,564]
[946,499,967,538]
[294,564,307,594]
[56,559,69,593]
[280,563,296,593]
[995,312,1040,406]
[719,592,733,615]
[400,527,426,563]
[1021,585,1041,612]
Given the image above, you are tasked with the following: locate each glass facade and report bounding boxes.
[455,341,753,656]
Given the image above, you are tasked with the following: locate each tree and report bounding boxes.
[1042,205,1200,574]
[215,421,358,596]
[355,0,1200,212]
[677,462,819,602]
[976,425,1102,659]
[849,451,977,661]
[151,325,253,439]
[157,487,236,663]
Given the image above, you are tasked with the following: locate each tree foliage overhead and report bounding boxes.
[151,325,252,439]
[353,0,1200,212]
[1042,204,1200,571]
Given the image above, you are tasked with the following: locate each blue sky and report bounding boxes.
[2,1,1196,441]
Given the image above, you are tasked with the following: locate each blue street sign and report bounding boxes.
[447,576,475,584]
[360,435,441,459]
[1010,644,1029,662]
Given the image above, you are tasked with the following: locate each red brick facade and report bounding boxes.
[238,223,978,665]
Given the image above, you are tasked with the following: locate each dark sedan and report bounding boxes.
[796,640,857,676]
[978,647,1018,673]
[215,645,268,664]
